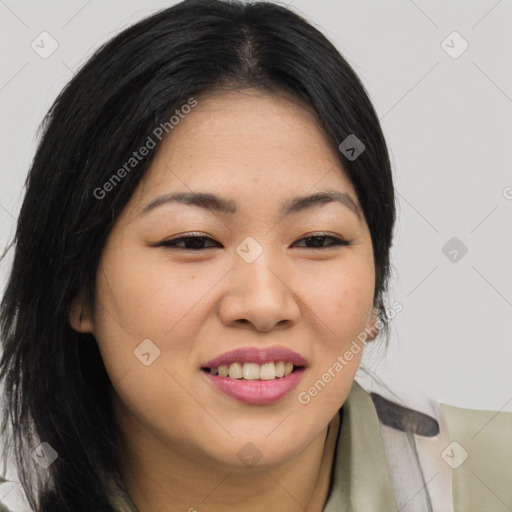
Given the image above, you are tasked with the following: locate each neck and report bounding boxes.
[117,409,340,512]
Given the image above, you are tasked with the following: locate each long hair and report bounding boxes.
[0,1,396,510]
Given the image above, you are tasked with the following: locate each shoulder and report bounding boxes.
[0,479,30,512]
[0,501,12,512]
[363,384,512,511]
[440,402,512,512]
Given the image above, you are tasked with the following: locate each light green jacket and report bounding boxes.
[1,381,511,511]
[321,381,512,511]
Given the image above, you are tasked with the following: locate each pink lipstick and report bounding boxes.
[201,346,307,405]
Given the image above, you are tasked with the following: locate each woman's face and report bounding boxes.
[76,88,377,470]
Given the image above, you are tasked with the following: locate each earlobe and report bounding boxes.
[69,294,94,333]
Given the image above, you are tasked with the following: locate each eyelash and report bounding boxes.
[158,233,352,250]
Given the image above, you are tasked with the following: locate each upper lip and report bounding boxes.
[202,346,308,368]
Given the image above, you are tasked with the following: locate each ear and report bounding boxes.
[69,292,94,333]
[365,307,380,342]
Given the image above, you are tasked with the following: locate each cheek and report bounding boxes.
[94,246,219,340]
[296,254,374,399]
[335,271,374,330]
[91,252,203,433]
[91,245,230,391]
[301,256,375,337]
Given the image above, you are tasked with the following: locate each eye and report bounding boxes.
[156,233,351,251]
[158,234,222,250]
[292,234,351,249]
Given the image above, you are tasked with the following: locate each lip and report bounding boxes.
[201,346,307,405]
[202,367,306,405]
[202,346,308,368]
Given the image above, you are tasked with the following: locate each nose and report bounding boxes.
[217,249,301,332]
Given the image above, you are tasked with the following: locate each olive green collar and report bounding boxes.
[323,380,398,512]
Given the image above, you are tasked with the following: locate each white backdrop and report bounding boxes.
[2,0,511,408]
[0,3,511,505]
[1,0,511,509]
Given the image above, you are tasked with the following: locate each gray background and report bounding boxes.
[1,0,512,509]
[1,0,511,415]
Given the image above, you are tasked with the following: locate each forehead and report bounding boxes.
[129,88,359,215]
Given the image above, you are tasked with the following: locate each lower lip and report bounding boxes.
[203,368,306,405]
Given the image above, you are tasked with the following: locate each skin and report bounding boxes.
[70,88,378,512]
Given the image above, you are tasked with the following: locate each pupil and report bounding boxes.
[308,236,324,247]
[188,237,205,248]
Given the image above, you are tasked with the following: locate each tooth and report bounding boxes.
[242,362,260,380]
[260,362,276,380]
[214,361,297,379]
[228,362,243,379]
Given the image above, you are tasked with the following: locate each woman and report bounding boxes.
[0,1,510,511]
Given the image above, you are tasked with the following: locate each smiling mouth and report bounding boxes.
[202,361,301,381]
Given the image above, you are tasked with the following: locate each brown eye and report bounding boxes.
[159,235,222,250]
[293,234,351,249]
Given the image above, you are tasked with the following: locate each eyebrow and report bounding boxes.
[140,189,362,219]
